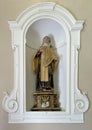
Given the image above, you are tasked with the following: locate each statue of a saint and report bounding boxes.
[33,36,59,91]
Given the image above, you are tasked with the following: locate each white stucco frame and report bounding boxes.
[2,2,89,123]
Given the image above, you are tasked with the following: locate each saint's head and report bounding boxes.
[43,36,51,44]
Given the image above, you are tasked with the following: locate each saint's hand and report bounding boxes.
[54,57,58,61]
[39,48,44,53]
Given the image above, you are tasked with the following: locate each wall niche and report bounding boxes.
[26,18,67,111]
[2,2,89,123]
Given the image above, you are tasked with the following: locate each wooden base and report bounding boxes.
[31,91,61,111]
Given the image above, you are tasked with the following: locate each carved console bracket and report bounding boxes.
[2,2,89,123]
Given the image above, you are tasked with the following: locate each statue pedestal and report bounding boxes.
[31,91,61,111]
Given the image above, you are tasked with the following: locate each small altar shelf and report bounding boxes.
[31,91,61,111]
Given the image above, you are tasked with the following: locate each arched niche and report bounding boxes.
[2,2,89,123]
[26,18,67,111]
